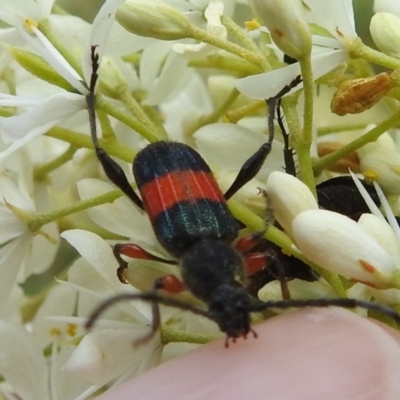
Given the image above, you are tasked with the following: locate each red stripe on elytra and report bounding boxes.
[140,170,225,220]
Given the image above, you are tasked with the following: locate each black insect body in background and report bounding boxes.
[246,93,382,296]
[85,47,400,345]
[316,176,380,219]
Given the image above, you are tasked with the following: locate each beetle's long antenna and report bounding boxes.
[85,292,212,330]
[247,298,400,325]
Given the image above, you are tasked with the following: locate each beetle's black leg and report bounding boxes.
[276,101,297,176]
[224,76,302,200]
[86,46,144,210]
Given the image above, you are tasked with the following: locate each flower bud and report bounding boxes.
[265,171,318,238]
[248,0,311,59]
[330,72,393,116]
[116,0,191,40]
[6,46,73,91]
[292,209,397,289]
[358,146,400,194]
[370,12,400,59]
[358,213,400,262]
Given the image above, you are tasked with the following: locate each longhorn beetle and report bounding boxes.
[85,47,400,346]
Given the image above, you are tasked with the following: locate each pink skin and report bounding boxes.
[99,308,400,400]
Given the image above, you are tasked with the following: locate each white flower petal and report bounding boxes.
[0,234,31,310]
[236,61,302,100]
[265,171,318,237]
[374,0,400,16]
[194,122,285,179]
[292,209,397,288]
[359,147,400,195]
[373,181,400,240]
[25,222,59,276]
[37,0,55,17]
[61,229,122,288]
[0,93,85,161]
[0,93,40,107]
[0,321,50,400]
[304,0,357,39]
[204,0,227,39]
[358,213,400,262]
[32,285,78,348]
[82,0,126,86]
[236,49,347,99]
[64,329,161,386]
[19,27,86,93]
[348,169,385,220]
[0,210,26,243]
[77,178,157,245]
[144,51,190,105]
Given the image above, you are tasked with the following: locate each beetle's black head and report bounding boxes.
[208,284,256,345]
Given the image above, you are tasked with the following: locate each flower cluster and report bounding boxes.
[1,0,400,397]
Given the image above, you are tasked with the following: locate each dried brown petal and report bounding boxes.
[331,72,393,116]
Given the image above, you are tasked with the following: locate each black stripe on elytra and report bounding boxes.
[133,142,211,187]
[152,199,240,258]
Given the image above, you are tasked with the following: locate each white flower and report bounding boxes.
[292,209,397,288]
[0,153,59,310]
[0,0,123,162]
[357,133,400,194]
[236,0,357,99]
[0,318,93,400]
[266,170,400,289]
[374,0,400,16]
[58,229,164,387]
[370,12,400,58]
[195,123,285,179]
[58,228,216,387]
[248,0,311,59]
[172,0,227,54]
[265,171,318,237]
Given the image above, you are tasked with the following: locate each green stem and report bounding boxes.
[221,15,266,58]
[34,145,77,180]
[97,110,117,141]
[186,88,240,137]
[317,123,368,136]
[28,189,123,232]
[46,127,93,149]
[142,105,168,137]
[187,25,267,70]
[117,89,166,139]
[189,55,261,76]
[96,95,160,143]
[45,127,134,162]
[313,110,400,174]
[348,38,400,70]
[161,327,218,345]
[225,100,265,123]
[295,53,316,196]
